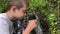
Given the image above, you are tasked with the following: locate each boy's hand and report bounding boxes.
[23,20,37,34]
[28,20,37,29]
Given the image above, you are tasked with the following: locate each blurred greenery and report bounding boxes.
[29,0,60,34]
[0,0,8,13]
[0,0,60,34]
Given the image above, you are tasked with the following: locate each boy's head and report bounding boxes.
[6,0,29,19]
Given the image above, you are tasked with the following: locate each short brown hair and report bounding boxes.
[5,0,29,12]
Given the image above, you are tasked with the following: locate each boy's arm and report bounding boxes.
[22,20,37,34]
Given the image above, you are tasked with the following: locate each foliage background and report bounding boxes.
[0,0,60,34]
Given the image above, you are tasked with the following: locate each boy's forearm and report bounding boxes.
[22,20,37,34]
[22,25,33,34]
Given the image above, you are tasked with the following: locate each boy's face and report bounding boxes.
[13,6,27,19]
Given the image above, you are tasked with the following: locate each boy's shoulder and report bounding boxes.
[0,13,8,22]
[0,13,9,24]
[0,13,7,19]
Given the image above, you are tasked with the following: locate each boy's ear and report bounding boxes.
[11,6,17,11]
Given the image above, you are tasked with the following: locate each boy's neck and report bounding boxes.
[6,11,14,20]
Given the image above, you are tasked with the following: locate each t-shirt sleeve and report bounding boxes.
[0,18,10,34]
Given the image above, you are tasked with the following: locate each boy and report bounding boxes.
[0,0,37,34]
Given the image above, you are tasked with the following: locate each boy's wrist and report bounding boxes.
[23,25,33,34]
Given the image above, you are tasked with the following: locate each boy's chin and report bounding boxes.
[18,17,23,19]
[18,18,22,19]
